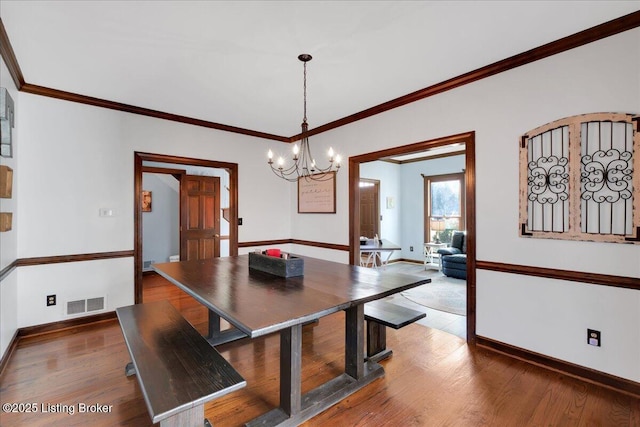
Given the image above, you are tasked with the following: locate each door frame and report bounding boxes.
[134,152,239,304]
[348,131,476,343]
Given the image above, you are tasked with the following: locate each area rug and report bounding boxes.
[401,275,466,316]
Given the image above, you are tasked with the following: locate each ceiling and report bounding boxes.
[1,1,638,138]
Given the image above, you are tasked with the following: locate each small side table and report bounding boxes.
[424,242,446,270]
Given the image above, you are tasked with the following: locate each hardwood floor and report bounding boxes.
[0,273,638,426]
[382,261,467,339]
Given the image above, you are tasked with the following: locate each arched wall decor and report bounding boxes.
[520,113,639,243]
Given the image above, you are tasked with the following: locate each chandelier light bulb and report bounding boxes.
[268,149,273,160]
[328,147,334,159]
[292,144,299,158]
[335,154,342,165]
[278,157,285,168]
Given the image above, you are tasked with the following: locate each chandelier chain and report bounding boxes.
[303,61,307,124]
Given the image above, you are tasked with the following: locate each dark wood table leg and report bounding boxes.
[206,309,248,346]
[208,309,221,339]
[345,304,365,379]
[246,307,383,426]
[280,324,302,416]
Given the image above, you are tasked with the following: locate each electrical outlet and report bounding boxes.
[587,329,601,347]
[410,246,414,251]
[47,294,56,306]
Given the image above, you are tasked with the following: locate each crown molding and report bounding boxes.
[0,17,25,89]
[20,83,290,142]
[290,10,640,141]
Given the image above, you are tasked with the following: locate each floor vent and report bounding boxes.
[87,297,105,312]
[143,260,155,270]
[67,300,86,315]
[66,296,106,316]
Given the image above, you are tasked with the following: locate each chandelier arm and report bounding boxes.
[270,164,301,182]
[299,171,336,182]
[273,170,300,182]
[301,139,314,171]
[273,162,300,177]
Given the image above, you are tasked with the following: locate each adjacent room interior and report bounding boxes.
[356,142,468,339]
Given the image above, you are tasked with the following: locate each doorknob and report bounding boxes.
[214,233,220,238]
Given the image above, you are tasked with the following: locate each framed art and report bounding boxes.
[142,190,152,212]
[519,112,639,244]
[298,172,336,213]
[1,88,15,158]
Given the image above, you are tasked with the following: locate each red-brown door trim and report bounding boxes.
[134,152,239,304]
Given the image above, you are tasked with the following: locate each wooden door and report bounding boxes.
[359,180,379,238]
[180,176,220,261]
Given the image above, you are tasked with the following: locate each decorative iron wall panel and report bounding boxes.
[520,113,639,244]
[580,121,633,235]
[526,125,570,233]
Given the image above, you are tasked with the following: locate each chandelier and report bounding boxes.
[268,54,341,182]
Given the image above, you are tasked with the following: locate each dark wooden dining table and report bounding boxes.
[153,254,430,426]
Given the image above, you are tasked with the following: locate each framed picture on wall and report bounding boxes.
[298,172,336,213]
[142,190,152,212]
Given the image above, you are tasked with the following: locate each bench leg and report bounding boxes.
[125,362,136,377]
[366,321,393,362]
[159,403,205,427]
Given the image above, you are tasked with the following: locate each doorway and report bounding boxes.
[134,152,239,304]
[359,179,380,239]
[141,166,184,271]
[349,132,476,343]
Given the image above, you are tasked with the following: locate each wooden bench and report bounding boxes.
[364,300,426,362]
[116,300,246,427]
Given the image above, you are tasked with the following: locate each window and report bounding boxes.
[424,173,465,244]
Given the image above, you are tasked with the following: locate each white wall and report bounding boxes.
[291,29,640,381]
[476,270,640,381]
[17,258,133,327]
[0,56,19,357]
[13,92,292,331]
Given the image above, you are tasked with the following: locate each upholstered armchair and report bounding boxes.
[437,231,467,280]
